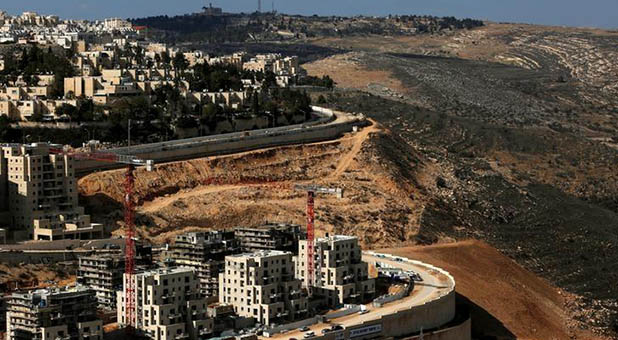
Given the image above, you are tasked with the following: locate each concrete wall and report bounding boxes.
[382,290,456,337]
[0,250,90,265]
[75,107,365,175]
[403,316,471,340]
[299,253,465,340]
[264,316,320,336]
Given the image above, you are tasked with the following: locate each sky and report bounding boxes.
[3,0,618,29]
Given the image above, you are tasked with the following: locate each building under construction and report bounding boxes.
[78,245,154,310]
[296,235,375,307]
[234,223,304,254]
[78,254,125,310]
[5,285,103,340]
[166,231,240,298]
[117,267,213,340]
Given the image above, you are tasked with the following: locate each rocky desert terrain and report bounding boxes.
[80,22,618,338]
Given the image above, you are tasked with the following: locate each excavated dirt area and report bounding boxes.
[0,263,75,289]
[80,121,427,246]
[383,240,608,340]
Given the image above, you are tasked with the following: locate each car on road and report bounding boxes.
[321,328,330,334]
[330,325,344,331]
[358,309,369,315]
[298,326,310,332]
[303,331,315,338]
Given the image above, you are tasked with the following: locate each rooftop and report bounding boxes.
[136,266,194,277]
[317,234,358,243]
[229,250,291,259]
[11,284,92,300]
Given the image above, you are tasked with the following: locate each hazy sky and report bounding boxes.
[3,0,617,29]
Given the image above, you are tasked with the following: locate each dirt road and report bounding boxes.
[328,119,380,180]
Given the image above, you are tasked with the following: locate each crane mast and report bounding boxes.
[49,144,152,333]
[124,165,136,332]
[306,191,315,288]
[295,184,343,292]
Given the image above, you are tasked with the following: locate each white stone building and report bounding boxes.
[295,235,375,306]
[219,250,308,326]
[117,267,214,340]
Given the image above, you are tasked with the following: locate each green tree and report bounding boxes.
[172,53,189,77]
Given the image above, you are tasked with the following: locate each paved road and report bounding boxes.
[266,253,454,339]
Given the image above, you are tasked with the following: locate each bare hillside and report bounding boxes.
[80,122,427,246]
[383,241,607,340]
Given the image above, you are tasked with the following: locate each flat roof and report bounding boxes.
[317,235,357,242]
[136,266,193,276]
[228,250,290,259]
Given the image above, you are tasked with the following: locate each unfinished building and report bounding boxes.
[5,286,103,340]
[167,231,241,298]
[219,250,308,326]
[0,143,104,241]
[77,254,125,310]
[234,223,304,254]
[296,235,375,307]
[117,267,213,340]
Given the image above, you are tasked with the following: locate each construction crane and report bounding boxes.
[50,144,154,333]
[294,184,343,292]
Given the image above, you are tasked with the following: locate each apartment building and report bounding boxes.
[186,91,248,110]
[78,254,125,310]
[207,52,246,69]
[167,231,241,298]
[242,54,299,76]
[64,69,180,105]
[295,235,375,307]
[0,97,78,121]
[0,143,104,241]
[103,18,132,30]
[117,267,214,340]
[219,251,308,326]
[234,223,304,254]
[0,86,51,101]
[6,286,103,340]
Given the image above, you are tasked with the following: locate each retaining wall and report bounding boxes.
[75,107,365,175]
[0,250,90,265]
[310,253,462,340]
[263,316,320,337]
[403,316,471,340]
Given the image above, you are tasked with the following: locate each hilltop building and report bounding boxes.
[117,267,213,340]
[296,235,375,306]
[0,143,103,241]
[5,286,103,340]
[167,231,241,298]
[219,250,308,326]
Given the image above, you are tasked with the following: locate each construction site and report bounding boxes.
[0,85,610,340]
[0,105,478,340]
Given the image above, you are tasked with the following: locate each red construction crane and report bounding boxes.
[50,145,153,333]
[294,184,343,292]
